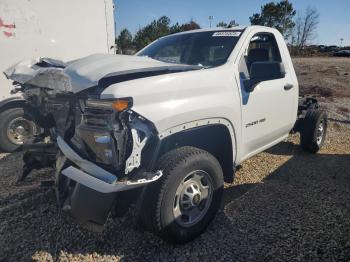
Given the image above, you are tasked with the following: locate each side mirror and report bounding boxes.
[244,62,285,92]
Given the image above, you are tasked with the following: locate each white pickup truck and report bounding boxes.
[4,26,327,243]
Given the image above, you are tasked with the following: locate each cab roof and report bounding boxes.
[170,25,277,36]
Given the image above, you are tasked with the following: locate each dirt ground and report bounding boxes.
[293,57,350,123]
[0,57,349,261]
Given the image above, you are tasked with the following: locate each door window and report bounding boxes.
[239,33,283,79]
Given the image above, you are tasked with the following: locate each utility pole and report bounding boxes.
[209,16,213,28]
[340,38,344,47]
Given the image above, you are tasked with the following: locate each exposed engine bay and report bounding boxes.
[20,84,156,179]
[5,57,164,181]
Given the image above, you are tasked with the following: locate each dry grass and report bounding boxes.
[293,57,350,123]
[338,106,350,113]
[293,57,350,99]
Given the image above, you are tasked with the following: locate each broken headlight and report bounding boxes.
[71,98,132,172]
[81,98,132,127]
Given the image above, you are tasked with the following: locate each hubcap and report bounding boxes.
[316,120,324,145]
[173,170,213,227]
[7,117,36,145]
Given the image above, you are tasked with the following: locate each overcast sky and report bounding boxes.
[114,0,350,46]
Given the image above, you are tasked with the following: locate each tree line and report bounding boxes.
[116,1,319,55]
[116,17,200,54]
[249,1,319,55]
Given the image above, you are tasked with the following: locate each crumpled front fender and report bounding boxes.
[3,57,72,92]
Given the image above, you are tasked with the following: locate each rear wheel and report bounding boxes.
[0,107,38,152]
[138,146,224,243]
[299,109,327,153]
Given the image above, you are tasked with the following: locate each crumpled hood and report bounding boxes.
[4,54,201,93]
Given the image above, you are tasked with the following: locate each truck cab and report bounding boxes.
[4,26,327,243]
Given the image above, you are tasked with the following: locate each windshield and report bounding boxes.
[137,31,242,68]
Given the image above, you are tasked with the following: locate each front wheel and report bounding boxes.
[138,146,224,243]
[0,107,38,152]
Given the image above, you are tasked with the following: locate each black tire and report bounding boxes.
[137,146,224,243]
[299,109,327,153]
[0,107,37,152]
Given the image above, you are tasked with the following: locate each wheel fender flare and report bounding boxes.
[0,97,26,113]
[157,118,237,164]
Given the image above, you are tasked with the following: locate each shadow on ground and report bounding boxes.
[0,142,349,261]
[329,118,350,125]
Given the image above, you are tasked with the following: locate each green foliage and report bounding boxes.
[171,20,201,33]
[116,29,133,54]
[216,21,228,28]
[216,20,239,28]
[133,16,171,50]
[249,0,296,37]
[115,16,201,52]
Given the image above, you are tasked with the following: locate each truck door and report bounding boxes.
[237,32,296,156]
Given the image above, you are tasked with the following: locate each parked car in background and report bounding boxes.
[0,0,115,152]
[333,50,350,57]
[326,45,340,53]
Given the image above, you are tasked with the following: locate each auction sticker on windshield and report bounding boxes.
[212,32,241,37]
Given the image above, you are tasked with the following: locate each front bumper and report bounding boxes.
[56,136,162,226]
[57,136,162,193]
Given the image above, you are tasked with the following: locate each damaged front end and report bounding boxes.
[4,58,163,228]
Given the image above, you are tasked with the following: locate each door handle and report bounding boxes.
[284,83,294,90]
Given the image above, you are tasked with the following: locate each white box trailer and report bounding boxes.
[0,0,115,151]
